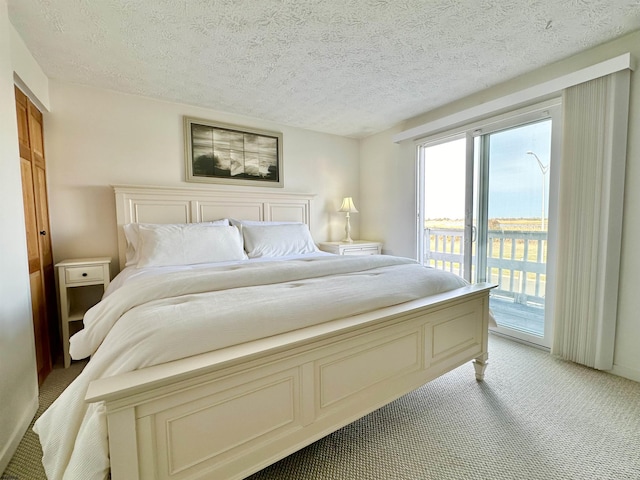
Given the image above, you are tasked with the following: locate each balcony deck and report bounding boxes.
[490,296,544,336]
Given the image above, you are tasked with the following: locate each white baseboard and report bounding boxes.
[610,364,640,383]
[0,396,38,476]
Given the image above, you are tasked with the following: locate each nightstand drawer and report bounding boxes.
[65,265,105,283]
[317,241,382,256]
[343,246,379,255]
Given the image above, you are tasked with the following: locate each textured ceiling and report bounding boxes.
[7,0,640,138]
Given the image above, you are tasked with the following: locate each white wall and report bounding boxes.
[360,30,640,382]
[45,81,360,277]
[359,124,415,257]
[9,23,50,112]
[0,0,39,473]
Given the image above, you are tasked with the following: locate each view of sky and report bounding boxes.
[423,119,552,220]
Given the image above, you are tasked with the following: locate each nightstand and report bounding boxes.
[317,241,382,256]
[56,257,111,368]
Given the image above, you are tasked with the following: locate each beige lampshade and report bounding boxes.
[338,197,358,213]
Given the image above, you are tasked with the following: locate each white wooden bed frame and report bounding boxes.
[85,184,493,480]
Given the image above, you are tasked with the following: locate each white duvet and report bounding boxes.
[34,254,467,480]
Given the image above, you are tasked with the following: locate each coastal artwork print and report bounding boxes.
[185,117,283,187]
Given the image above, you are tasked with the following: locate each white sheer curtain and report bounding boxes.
[551,70,630,369]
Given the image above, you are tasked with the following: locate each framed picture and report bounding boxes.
[184,116,283,188]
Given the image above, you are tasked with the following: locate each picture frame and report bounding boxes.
[184,116,284,188]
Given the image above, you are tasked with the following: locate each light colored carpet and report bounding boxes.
[3,359,87,480]
[4,335,640,480]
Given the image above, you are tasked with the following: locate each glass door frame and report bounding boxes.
[416,99,562,349]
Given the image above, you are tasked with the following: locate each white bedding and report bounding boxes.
[103,251,334,296]
[34,254,467,480]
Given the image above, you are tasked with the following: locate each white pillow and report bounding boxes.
[242,223,318,258]
[124,220,229,266]
[229,218,298,232]
[134,224,245,268]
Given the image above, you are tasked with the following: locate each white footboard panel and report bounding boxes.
[87,283,492,480]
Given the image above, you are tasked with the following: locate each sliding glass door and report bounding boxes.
[418,102,560,348]
[476,120,553,346]
[419,136,474,281]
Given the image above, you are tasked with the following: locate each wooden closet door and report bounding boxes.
[15,86,55,385]
[28,102,58,348]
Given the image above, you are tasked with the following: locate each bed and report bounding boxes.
[34,184,494,480]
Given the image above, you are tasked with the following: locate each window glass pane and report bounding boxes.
[486,119,551,337]
[422,138,467,277]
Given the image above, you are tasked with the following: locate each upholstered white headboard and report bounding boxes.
[114,184,315,269]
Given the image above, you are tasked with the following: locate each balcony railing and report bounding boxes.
[424,227,547,307]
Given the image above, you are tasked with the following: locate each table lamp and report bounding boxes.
[338,197,358,243]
